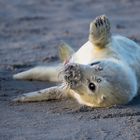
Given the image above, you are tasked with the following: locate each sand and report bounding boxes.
[0,0,140,139]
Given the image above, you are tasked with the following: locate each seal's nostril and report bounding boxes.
[64,75,68,81]
[69,65,74,69]
[64,64,75,73]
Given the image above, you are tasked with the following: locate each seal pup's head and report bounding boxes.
[61,60,137,107]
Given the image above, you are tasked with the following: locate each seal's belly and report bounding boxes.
[72,52,95,65]
[70,41,115,65]
[70,41,95,64]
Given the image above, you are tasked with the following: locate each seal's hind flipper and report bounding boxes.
[12,85,67,102]
[89,15,111,47]
[58,41,75,62]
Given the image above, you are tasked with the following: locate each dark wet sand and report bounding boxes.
[0,0,140,139]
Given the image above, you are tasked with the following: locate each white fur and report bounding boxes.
[13,15,140,107]
[13,65,62,82]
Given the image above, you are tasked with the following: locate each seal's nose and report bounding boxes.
[63,63,82,88]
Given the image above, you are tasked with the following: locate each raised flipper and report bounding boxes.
[89,15,111,47]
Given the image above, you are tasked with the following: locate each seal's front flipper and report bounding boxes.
[89,15,111,47]
[58,41,75,62]
[12,85,67,102]
[13,65,62,82]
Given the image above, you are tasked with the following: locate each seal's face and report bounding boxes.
[62,61,134,107]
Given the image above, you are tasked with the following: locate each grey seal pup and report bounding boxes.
[13,15,140,107]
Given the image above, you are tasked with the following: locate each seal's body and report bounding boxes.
[13,15,140,107]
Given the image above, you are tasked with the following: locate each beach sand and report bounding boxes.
[0,0,140,139]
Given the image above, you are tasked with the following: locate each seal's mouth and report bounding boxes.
[60,63,83,89]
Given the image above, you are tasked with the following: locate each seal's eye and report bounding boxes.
[88,83,96,91]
